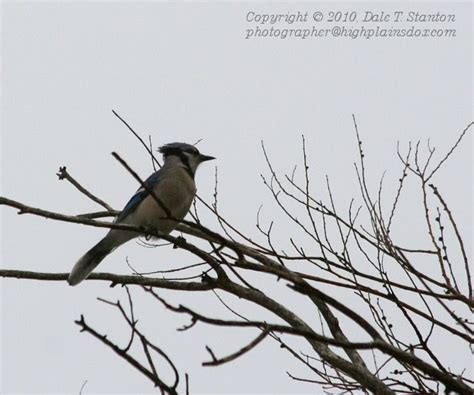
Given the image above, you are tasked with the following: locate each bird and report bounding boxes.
[68,142,215,286]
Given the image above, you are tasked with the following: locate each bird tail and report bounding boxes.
[68,237,115,286]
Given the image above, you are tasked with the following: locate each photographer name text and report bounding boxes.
[246,10,455,25]
[244,9,458,40]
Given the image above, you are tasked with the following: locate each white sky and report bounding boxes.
[1,1,472,394]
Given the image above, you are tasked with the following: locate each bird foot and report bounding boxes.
[201,272,212,283]
[173,236,186,249]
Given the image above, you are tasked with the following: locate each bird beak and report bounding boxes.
[199,154,216,162]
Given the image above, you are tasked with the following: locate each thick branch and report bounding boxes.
[0,270,213,291]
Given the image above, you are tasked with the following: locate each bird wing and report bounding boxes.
[116,169,163,223]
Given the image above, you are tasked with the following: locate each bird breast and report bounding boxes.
[129,168,196,235]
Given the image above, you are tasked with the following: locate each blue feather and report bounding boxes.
[116,169,163,222]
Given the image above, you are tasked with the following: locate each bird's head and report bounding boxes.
[159,142,215,176]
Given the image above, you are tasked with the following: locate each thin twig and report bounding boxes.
[57,166,114,212]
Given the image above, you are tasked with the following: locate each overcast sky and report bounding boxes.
[1,1,472,394]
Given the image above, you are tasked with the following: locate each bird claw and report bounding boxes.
[173,236,186,249]
[201,272,212,283]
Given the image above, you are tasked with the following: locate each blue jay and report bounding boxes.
[68,142,215,286]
